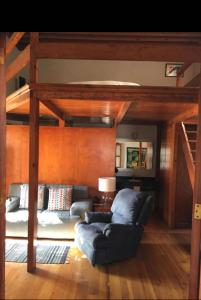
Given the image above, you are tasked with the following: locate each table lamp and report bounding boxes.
[98,177,116,204]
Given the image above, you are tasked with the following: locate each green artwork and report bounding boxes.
[127,147,147,168]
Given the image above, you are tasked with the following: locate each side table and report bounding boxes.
[93,203,111,212]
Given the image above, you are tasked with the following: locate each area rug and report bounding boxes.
[5,241,70,264]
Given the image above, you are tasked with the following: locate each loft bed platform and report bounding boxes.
[6,83,199,125]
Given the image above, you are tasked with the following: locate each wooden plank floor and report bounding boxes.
[5,217,191,299]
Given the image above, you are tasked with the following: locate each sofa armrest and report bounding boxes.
[70,199,92,220]
[6,196,20,212]
[85,211,112,224]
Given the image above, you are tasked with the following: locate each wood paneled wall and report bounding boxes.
[158,124,176,226]
[159,123,193,228]
[174,133,193,228]
[6,126,116,196]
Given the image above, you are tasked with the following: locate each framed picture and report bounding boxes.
[126,147,147,169]
[165,63,183,77]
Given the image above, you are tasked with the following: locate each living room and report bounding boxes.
[1,32,201,299]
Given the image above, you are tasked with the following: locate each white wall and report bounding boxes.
[39,59,194,87]
[116,124,157,177]
[7,55,199,95]
[180,63,200,86]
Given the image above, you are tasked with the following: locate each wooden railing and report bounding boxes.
[179,122,195,189]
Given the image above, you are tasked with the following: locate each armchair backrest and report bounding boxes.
[111,188,153,225]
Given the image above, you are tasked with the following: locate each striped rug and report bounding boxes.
[5,241,70,264]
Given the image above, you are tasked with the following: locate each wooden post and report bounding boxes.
[139,141,142,168]
[189,65,201,299]
[0,32,6,300]
[27,33,39,273]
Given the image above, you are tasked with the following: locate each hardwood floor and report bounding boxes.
[5,217,191,299]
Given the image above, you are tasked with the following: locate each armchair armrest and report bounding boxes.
[85,211,112,224]
[76,222,108,249]
[103,223,139,238]
[70,199,92,220]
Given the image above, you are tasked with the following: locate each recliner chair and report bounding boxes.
[75,188,154,266]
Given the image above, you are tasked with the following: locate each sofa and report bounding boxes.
[75,188,153,266]
[6,183,92,239]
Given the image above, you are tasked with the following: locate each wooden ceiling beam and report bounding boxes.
[177,62,192,77]
[39,32,201,43]
[31,83,198,103]
[35,41,201,62]
[115,101,131,126]
[6,32,25,56]
[185,72,201,87]
[176,62,192,87]
[6,45,30,82]
[168,105,198,124]
[39,99,66,127]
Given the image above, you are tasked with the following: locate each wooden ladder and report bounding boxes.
[183,123,198,165]
[179,122,196,189]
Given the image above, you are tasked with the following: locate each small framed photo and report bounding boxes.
[165,63,183,77]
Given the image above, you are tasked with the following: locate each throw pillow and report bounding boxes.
[19,184,45,209]
[47,187,72,210]
[20,184,29,209]
[6,197,20,212]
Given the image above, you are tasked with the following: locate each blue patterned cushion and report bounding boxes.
[47,187,72,210]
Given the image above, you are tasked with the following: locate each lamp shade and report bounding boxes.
[98,177,116,192]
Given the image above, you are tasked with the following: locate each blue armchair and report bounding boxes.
[75,188,153,266]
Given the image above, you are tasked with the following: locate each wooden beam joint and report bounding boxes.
[6,45,30,82]
[6,32,26,56]
[39,99,66,126]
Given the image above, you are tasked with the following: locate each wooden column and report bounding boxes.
[27,33,39,273]
[189,65,201,299]
[0,32,6,300]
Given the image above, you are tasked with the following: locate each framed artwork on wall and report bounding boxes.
[165,63,183,77]
[126,147,147,169]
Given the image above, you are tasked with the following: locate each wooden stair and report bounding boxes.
[183,123,198,165]
[179,123,196,189]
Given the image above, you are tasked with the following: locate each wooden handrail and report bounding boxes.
[179,122,195,189]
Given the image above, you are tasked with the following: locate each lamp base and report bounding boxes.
[101,193,113,204]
